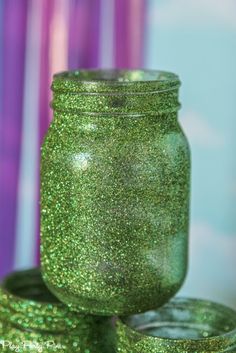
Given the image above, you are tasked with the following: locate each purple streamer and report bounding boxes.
[88,0,101,68]
[36,0,55,264]
[115,0,130,68]
[0,0,28,277]
[39,0,54,147]
[115,0,146,68]
[0,1,3,114]
[68,0,101,69]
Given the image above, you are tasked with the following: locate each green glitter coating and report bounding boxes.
[41,69,191,316]
[0,268,114,352]
[116,298,236,352]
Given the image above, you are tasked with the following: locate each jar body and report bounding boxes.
[41,70,191,315]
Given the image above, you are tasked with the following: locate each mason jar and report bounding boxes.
[116,298,236,352]
[41,69,191,316]
[0,268,112,352]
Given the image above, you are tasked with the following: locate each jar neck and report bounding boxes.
[117,298,236,352]
[51,69,181,116]
[0,268,81,333]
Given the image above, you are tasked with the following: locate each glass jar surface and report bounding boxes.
[116,297,236,353]
[41,69,191,316]
[0,268,112,352]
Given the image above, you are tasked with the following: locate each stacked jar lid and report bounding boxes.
[1,70,235,353]
[0,268,114,352]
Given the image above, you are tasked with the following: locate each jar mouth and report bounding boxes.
[52,69,180,95]
[118,298,236,351]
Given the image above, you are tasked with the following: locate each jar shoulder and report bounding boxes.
[41,115,190,163]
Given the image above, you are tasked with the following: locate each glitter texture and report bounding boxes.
[0,268,113,352]
[41,69,191,316]
[116,298,236,352]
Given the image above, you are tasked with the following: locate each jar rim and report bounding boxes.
[117,297,236,352]
[52,69,181,95]
[54,69,179,84]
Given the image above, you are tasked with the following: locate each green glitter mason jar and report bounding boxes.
[116,298,236,352]
[0,268,113,352]
[41,69,191,316]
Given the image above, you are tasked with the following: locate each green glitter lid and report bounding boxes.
[0,268,86,333]
[51,69,181,115]
[0,268,116,352]
[116,298,236,352]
